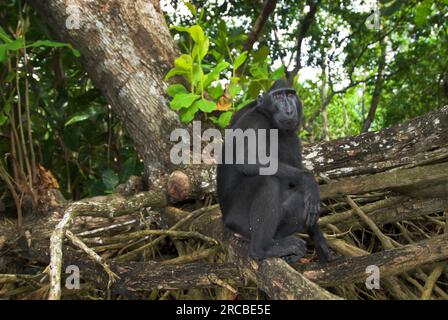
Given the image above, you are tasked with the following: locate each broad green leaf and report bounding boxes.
[0,26,12,43]
[217,111,233,128]
[192,44,200,60]
[165,55,193,81]
[229,81,241,97]
[414,0,431,26]
[249,63,269,79]
[170,93,200,110]
[192,63,204,86]
[207,84,224,99]
[233,51,247,70]
[199,37,209,60]
[165,67,191,81]
[204,61,229,88]
[102,169,119,191]
[193,98,216,113]
[174,54,193,71]
[166,84,188,97]
[272,65,285,80]
[72,49,81,57]
[252,45,269,63]
[65,106,104,126]
[5,39,25,51]
[381,0,404,17]
[188,25,205,45]
[180,104,199,123]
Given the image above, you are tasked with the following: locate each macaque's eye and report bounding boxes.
[287,92,294,97]
[274,93,282,99]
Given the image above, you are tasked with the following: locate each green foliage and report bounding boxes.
[1,0,447,201]
[0,1,143,200]
[165,4,287,128]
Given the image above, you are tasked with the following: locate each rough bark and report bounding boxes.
[362,39,386,132]
[242,0,278,55]
[300,234,448,287]
[288,0,322,84]
[163,206,342,300]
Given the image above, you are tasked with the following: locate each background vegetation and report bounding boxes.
[1,0,447,204]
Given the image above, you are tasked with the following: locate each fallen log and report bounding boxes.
[319,197,448,232]
[300,234,448,287]
[163,206,342,300]
[320,162,448,200]
[19,244,242,296]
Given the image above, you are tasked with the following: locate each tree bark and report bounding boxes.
[300,234,448,287]
[362,39,386,132]
[242,0,278,55]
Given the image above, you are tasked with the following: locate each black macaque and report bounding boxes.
[216,80,333,263]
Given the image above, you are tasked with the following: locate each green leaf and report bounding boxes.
[199,37,209,60]
[271,65,285,80]
[27,40,72,48]
[165,67,190,81]
[170,93,200,110]
[0,26,12,43]
[193,98,216,113]
[207,84,224,99]
[229,80,241,97]
[0,45,7,63]
[5,39,25,51]
[121,156,136,183]
[180,105,199,123]
[233,51,247,70]
[102,169,119,191]
[64,106,104,126]
[166,84,188,97]
[188,25,205,46]
[204,61,229,88]
[174,54,193,71]
[165,54,194,81]
[217,111,233,128]
[184,1,197,16]
[192,63,204,86]
[414,0,431,26]
[170,25,190,33]
[252,45,269,63]
[249,63,269,79]
[381,0,404,17]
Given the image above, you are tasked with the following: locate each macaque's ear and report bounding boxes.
[257,94,264,105]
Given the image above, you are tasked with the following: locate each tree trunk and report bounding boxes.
[362,39,386,132]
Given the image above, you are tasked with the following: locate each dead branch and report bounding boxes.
[300,234,448,287]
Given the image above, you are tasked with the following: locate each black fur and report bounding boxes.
[217,80,333,263]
